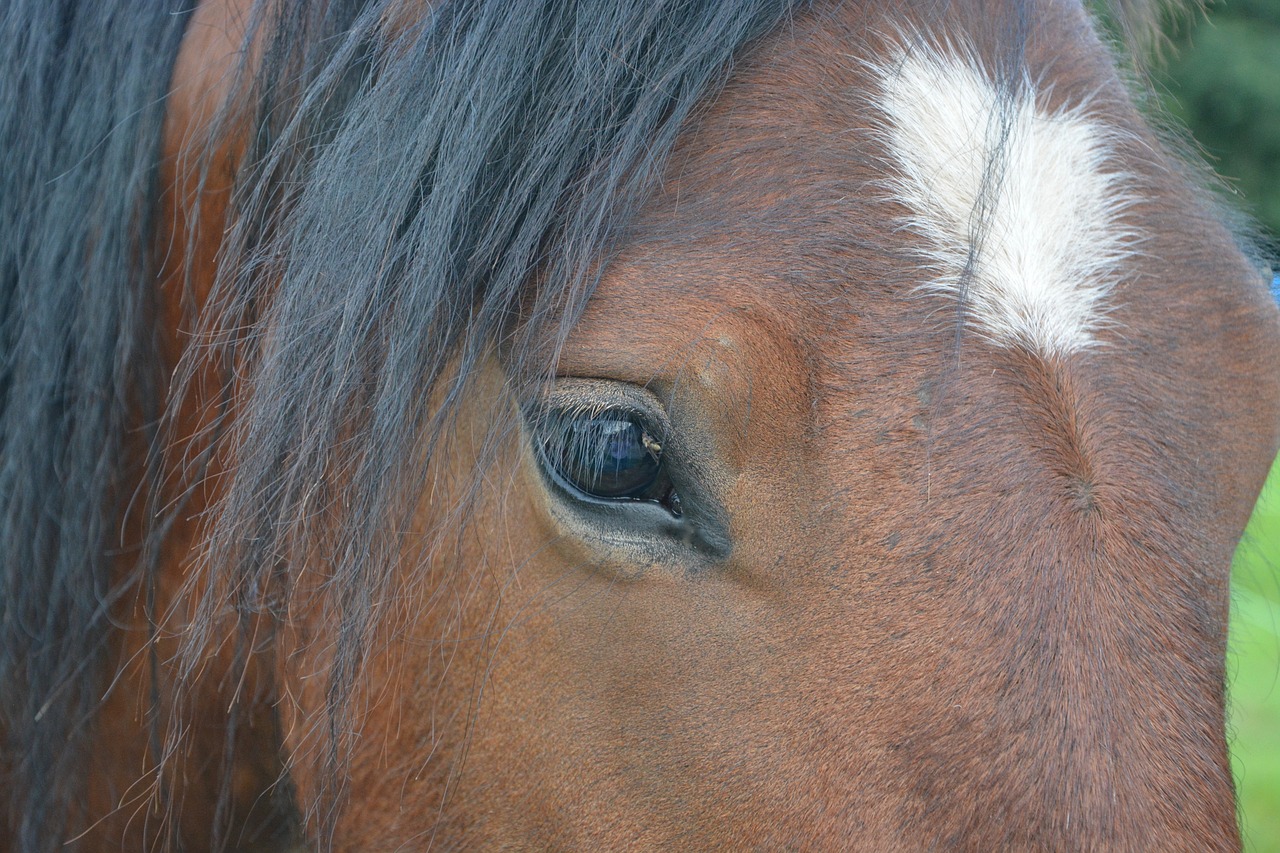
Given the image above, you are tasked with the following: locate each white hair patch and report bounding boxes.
[875,43,1138,355]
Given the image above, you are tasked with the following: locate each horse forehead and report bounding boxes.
[874,50,1136,356]
[604,2,1133,348]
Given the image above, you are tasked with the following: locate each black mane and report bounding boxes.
[0,3,192,847]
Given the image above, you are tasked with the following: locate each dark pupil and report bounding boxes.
[554,413,660,499]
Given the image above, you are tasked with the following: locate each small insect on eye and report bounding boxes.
[537,407,682,516]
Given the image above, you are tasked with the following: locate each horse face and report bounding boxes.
[178,1,1279,849]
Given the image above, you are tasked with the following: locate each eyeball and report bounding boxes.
[535,405,682,516]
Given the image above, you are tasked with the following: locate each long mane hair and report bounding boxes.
[0,0,1205,848]
[0,4,193,846]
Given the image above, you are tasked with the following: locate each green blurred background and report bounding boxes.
[1157,1,1280,847]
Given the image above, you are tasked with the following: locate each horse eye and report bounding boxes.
[537,408,682,515]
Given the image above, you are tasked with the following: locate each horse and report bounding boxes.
[3,0,1278,849]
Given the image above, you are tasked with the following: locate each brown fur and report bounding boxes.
[78,0,1278,849]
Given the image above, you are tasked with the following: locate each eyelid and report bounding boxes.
[532,378,671,438]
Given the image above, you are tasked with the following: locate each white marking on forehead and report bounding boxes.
[874,42,1138,355]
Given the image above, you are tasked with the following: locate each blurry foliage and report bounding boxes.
[1160,0,1280,240]
[1231,466,1280,852]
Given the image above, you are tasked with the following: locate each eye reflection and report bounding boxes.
[536,406,682,515]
